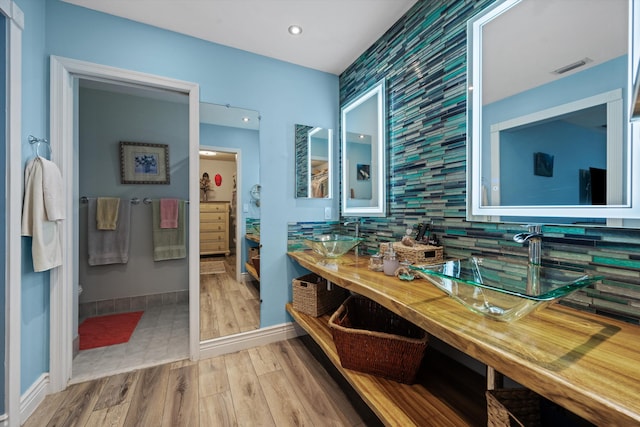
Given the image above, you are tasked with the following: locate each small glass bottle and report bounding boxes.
[383,246,399,276]
[368,253,384,272]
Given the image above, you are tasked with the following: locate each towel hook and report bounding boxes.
[28,135,50,158]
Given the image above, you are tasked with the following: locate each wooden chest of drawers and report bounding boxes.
[200,202,230,255]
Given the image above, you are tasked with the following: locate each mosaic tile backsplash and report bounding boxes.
[288,0,640,324]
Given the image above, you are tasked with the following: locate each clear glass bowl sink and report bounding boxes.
[304,234,363,258]
[410,257,603,322]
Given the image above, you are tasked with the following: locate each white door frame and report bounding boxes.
[3,1,23,425]
[49,56,200,392]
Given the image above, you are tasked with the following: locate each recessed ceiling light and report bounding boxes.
[242,117,250,123]
[288,25,303,36]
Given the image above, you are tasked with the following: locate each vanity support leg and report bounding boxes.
[486,366,504,390]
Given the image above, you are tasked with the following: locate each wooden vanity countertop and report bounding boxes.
[245,233,260,243]
[288,251,640,426]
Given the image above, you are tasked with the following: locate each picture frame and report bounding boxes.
[120,141,170,184]
[356,163,371,181]
[533,152,554,177]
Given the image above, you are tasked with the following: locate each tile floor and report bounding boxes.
[71,301,189,384]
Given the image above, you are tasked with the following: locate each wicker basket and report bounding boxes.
[251,255,260,277]
[248,246,259,262]
[328,295,428,384]
[486,389,541,427]
[380,242,443,264]
[292,273,348,317]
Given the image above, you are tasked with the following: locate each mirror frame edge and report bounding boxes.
[294,124,333,199]
[466,0,640,225]
[341,78,387,217]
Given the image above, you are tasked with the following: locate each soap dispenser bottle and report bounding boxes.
[383,245,400,276]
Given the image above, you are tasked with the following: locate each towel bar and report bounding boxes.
[80,196,140,205]
[80,196,189,205]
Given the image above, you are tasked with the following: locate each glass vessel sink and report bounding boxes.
[304,234,363,258]
[410,257,603,322]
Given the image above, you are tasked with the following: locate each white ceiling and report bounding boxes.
[61,0,419,75]
[482,0,627,105]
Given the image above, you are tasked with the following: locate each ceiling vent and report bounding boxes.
[552,58,592,75]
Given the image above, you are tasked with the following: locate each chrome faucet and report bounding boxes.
[343,218,363,255]
[513,224,543,265]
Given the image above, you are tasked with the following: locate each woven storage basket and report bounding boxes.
[380,242,443,264]
[248,246,259,263]
[292,273,348,317]
[486,389,541,427]
[251,255,260,277]
[328,295,428,384]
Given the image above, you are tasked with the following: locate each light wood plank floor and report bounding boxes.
[200,256,260,341]
[24,338,368,427]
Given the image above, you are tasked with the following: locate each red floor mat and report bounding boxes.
[78,311,144,350]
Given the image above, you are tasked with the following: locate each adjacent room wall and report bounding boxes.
[78,87,190,303]
[199,158,235,202]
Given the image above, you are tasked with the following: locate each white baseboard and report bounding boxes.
[20,373,49,425]
[199,322,306,359]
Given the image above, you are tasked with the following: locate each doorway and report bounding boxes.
[199,148,260,341]
[71,80,192,383]
[49,56,200,392]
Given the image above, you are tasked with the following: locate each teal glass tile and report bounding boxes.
[333,0,640,322]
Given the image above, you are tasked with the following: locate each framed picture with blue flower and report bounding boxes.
[120,141,170,184]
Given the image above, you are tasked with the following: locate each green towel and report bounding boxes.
[152,200,186,261]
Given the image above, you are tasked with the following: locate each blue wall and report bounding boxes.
[18,0,49,395]
[482,56,627,185]
[16,0,338,394]
[500,120,606,205]
[483,56,627,127]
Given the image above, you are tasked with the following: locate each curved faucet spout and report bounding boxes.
[513,232,543,243]
[513,225,543,265]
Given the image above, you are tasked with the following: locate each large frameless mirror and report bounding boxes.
[341,79,386,217]
[294,124,332,198]
[199,102,261,343]
[467,0,640,224]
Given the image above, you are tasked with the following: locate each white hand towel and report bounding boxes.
[39,157,65,221]
[21,158,62,272]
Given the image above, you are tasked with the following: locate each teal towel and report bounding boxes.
[152,200,186,261]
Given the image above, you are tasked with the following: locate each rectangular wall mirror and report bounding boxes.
[467,0,640,224]
[295,124,332,198]
[341,79,386,217]
[199,102,261,344]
